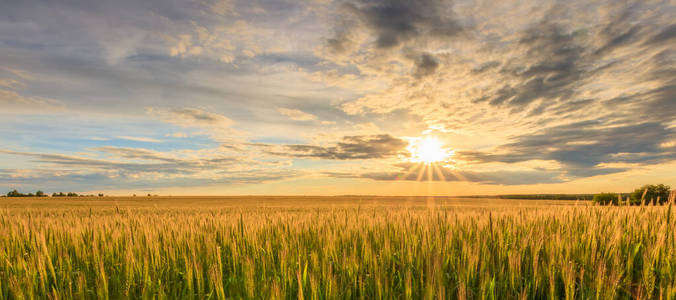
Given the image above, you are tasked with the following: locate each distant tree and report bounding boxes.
[593,193,619,206]
[98,193,104,197]
[35,190,45,197]
[631,184,671,205]
[67,192,78,197]
[7,190,21,197]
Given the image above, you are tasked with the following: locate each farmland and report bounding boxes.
[1,196,675,299]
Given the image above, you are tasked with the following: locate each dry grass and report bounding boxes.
[0,196,675,299]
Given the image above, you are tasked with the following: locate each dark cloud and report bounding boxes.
[458,121,676,178]
[472,61,500,73]
[413,53,439,78]
[327,37,349,54]
[266,134,407,160]
[330,0,463,51]
[466,3,672,120]
[465,3,676,175]
[325,162,565,185]
[644,24,676,45]
[485,22,586,107]
[593,7,642,56]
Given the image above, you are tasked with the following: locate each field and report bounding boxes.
[1,196,675,299]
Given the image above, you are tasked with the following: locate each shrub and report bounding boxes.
[35,191,45,197]
[7,190,23,197]
[593,193,619,206]
[630,184,671,205]
[6,190,33,197]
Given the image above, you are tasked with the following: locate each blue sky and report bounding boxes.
[1,0,675,195]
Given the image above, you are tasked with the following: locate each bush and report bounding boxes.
[7,190,23,197]
[6,190,32,197]
[35,191,45,197]
[631,184,671,205]
[593,193,619,206]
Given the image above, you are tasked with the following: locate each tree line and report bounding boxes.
[593,184,674,206]
[3,190,105,197]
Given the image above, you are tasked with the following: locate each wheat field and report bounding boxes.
[1,196,675,299]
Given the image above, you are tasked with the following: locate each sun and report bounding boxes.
[408,137,451,164]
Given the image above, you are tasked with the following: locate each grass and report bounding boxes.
[0,196,675,299]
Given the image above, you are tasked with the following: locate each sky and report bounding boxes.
[1,0,675,195]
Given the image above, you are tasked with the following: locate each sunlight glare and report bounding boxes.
[408,137,451,164]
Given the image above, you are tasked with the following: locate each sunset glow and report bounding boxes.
[408,137,451,164]
[2,1,675,298]
[0,0,674,196]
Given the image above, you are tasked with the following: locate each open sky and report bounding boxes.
[1,0,675,195]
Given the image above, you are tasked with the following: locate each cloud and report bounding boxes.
[0,167,298,192]
[316,0,676,184]
[278,108,318,121]
[166,132,188,138]
[262,134,408,160]
[146,107,241,142]
[151,107,234,127]
[457,121,676,178]
[333,0,464,50]
[644,23,676,45]
[0,146,298,191]
[413,53,439,78]
[115,136,162,143]
[94,146,180,162]
[0,88,65,112]
[2,0,676,191]
[324,162,566,185]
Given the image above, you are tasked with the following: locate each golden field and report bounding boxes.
[0,196,674,299]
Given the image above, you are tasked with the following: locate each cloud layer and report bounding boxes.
[261,134,407,160]
[0,0,674,193]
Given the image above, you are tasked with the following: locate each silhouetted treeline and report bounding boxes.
[51,192,103,197]
[3,190,105,197]
[4,190,46,197]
